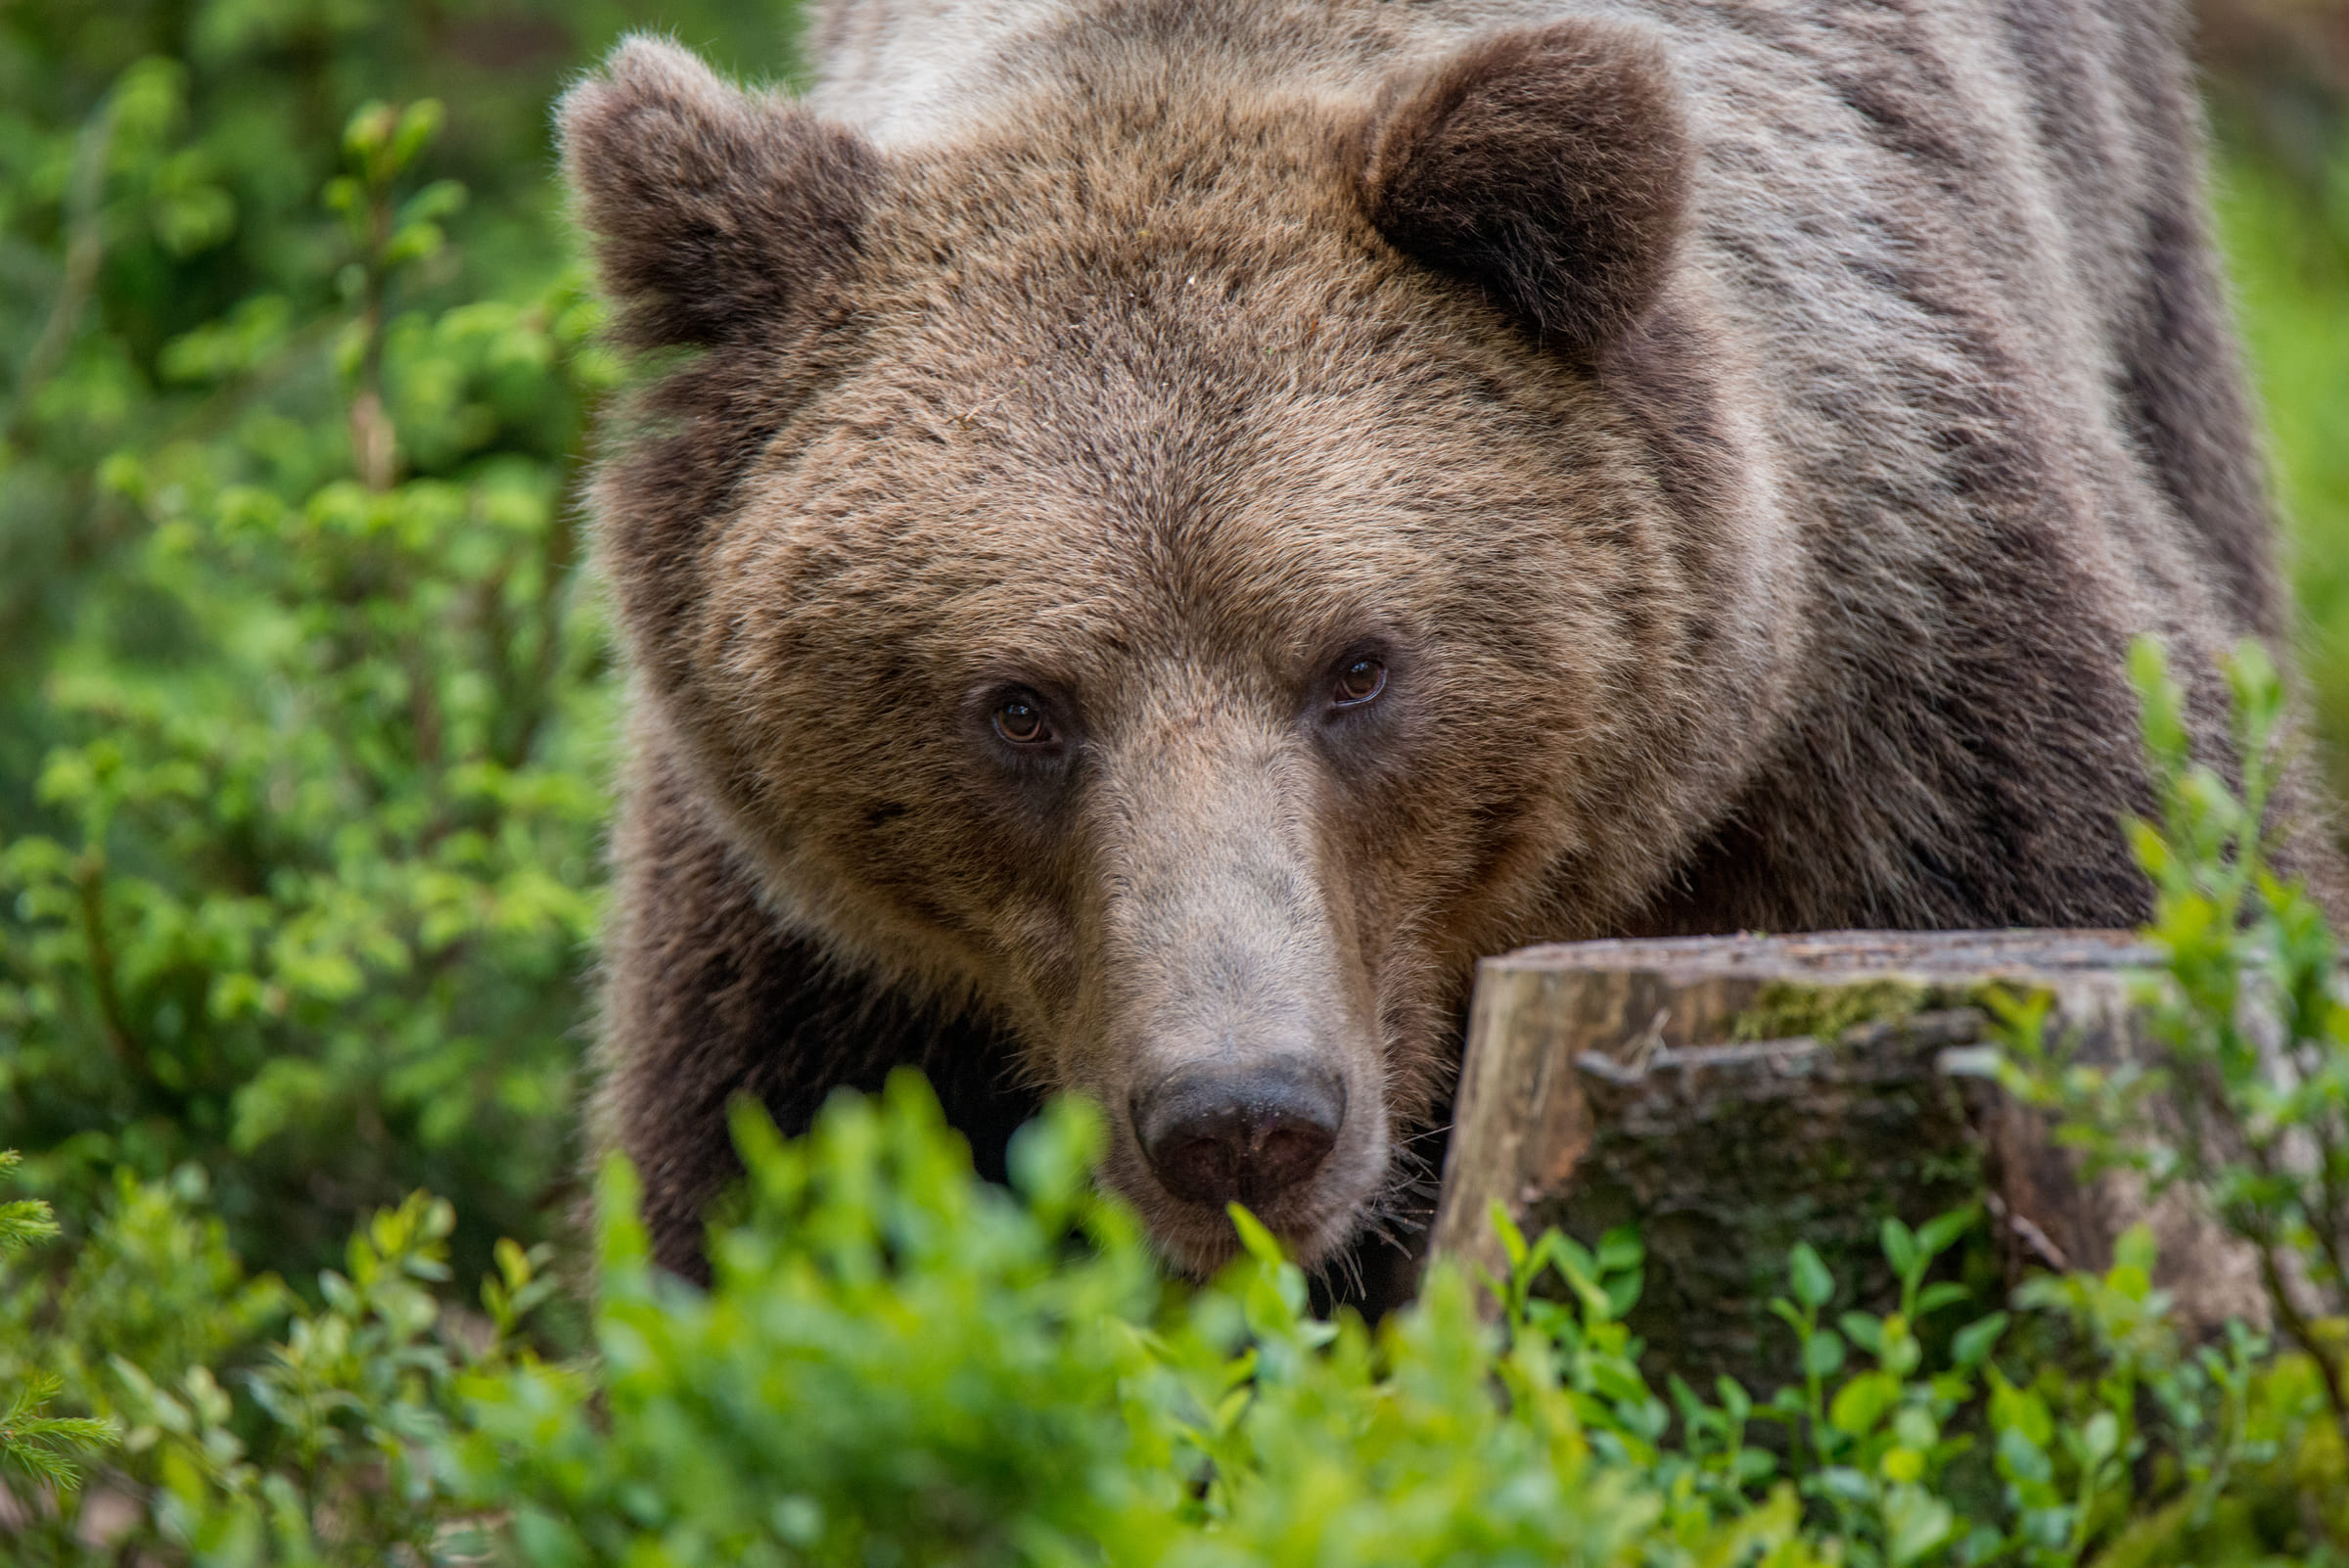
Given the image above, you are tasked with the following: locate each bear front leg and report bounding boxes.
[591,748,1034,1281]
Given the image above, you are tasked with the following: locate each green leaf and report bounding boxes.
[1915,1281,1972,1316]
[1884,1483,1957,1566]
[1828,1370,1899,1436]
[1913,1206,1976,1262]
[2075,1409,2121,1468]
[2129,635,2189,770]
[1603,1267,1644,1321]
[1489,1201,1529,1275]
[1226,1202,1286,1268]
[1997,1424,2054,1488]
[1789,1241,1835,1309]
[1951,1312,2008,1368]
[1596,1225,1644,1274]
[1881,1217,1918,1279]
[2111,1222,2157,1280]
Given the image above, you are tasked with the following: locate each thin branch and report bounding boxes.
[2307,1141,2349,1332]
[6,93,116,444]
[349,173,396,491]
[72,855,144,1084]
[2253,1230,2349,1453]
[496,325,595,772]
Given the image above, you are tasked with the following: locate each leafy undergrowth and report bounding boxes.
[0,1071,2342,1568]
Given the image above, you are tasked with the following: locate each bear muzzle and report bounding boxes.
[1050,706,1396,1270]
[1132,1055,1347,1210]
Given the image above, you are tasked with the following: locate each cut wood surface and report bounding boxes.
[1428,931,2262,1381]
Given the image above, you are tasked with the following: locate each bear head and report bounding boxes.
[562,20,1783,1275]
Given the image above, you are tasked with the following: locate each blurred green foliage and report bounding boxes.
[0,1149,116,1494]
[2215,126,2349,804]
[0,0,801,1287]
[0,1073,2342,1565]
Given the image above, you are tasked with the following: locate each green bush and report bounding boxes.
[0,0,807,1294]
[2004,641,2349,1460]
[0,1069,2339,1565]
[1,31,612,1291]
[0,1150,115,1494]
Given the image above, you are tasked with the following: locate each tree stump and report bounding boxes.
[1427,931,2264,1381]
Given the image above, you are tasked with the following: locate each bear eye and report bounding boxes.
[1331,657,1388,710]
[991,695,1056,746]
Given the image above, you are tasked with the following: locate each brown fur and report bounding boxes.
[562,0,2338,1293]
[1362,22,1693,348]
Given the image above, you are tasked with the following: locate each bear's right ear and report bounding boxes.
[559,37,875,349]
[1358,21,1691,352]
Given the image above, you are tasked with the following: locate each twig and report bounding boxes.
[2252,1229,2349,1452]
[6,93,116,444]
[72,855,142,1083]
[349,170,396,490]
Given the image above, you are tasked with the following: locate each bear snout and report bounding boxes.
[1132,1056,1347,1210]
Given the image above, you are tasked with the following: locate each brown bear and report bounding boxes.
[559,0,2334,1297]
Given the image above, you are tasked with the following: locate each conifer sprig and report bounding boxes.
[0,1151,116,1492]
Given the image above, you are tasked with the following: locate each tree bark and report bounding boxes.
[1428,930,2265,1381]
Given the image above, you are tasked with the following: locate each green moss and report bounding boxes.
[1728,979,1933,1043]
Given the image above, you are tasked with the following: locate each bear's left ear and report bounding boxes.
[559,36,876,350]
[1358,21,1692,351]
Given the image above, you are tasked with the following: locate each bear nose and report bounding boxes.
[1133,1058,1346,1209]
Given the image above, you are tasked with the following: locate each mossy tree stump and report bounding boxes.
[1428,931,2263,1382]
